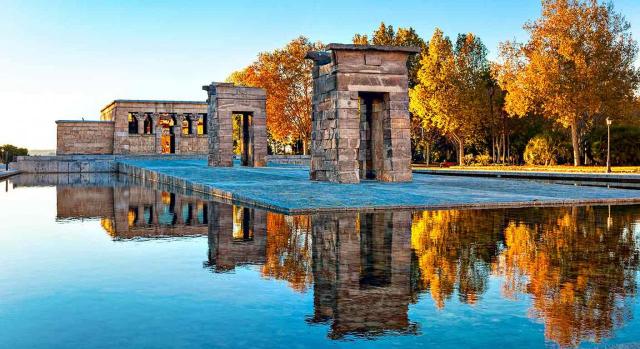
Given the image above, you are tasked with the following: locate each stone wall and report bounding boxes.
[14,155,117,173]
[266,155,311,166]
[13,154,205,173]
[56,121,115,155]
[100,100,208,155]
[306,44,418,183]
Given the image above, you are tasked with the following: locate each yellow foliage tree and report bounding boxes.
[409,29,490,165]
[495,0,639,166]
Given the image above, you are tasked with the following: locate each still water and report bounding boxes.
[1,174,640,348]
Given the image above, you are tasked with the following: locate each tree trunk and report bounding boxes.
[571,121,581,166]
[458,140,464,166]
[492,136,496,163]
[302,139,308,155]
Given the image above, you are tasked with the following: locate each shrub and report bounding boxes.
[462,154,475,166]
[523,134,570,165]
[474,154,492,166]
[461,153,492,166]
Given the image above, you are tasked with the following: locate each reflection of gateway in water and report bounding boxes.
[206,202,267,272]
[309,211,418,339]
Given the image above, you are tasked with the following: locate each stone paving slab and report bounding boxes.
[118,159,640,214]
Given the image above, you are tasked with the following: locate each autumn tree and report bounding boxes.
[496,0,639,166]
[409,29,490,165]
[228,37,323,154]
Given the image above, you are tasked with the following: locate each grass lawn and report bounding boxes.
[412,164,640,174]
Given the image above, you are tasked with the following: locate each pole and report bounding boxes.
[606,118,611,173]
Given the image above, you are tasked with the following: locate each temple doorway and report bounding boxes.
[358,92,386,180]
[232,112,254,166]
[160,116,176,154]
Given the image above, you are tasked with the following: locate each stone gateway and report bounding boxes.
[306,44,420,184]
[203,82,268,167]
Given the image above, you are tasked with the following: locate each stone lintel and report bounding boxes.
[326,43,421,54]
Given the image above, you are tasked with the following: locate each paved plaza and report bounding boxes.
[118,159,640,213]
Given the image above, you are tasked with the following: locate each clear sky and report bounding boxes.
[1,0,639,150]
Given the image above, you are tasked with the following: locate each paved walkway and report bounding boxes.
[117,159,640,213]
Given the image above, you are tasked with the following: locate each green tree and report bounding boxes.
[0,144,28,164]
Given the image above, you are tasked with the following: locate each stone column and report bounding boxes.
[136,113,146,134]
[151,113,160,154]
[173,113,181,154]
[187,114,196,135]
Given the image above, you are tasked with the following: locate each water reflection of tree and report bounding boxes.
[410,206,639,347]
[493,206,639,348]
[410,210,503,308]
[261,213,313,292]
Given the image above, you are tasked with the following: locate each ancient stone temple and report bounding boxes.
[306,44,419,183]
[57,100,208,155]
[203,82,268,167]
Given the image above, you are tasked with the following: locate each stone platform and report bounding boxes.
[0,169,21,180]
[117,159,640,214]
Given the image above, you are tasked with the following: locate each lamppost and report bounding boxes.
[606,117,612,173]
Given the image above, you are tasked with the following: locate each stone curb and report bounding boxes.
[414,169,640,183]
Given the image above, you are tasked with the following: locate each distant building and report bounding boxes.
[56,100,208,155]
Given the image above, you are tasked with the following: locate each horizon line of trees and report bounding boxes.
[228,0,640,166]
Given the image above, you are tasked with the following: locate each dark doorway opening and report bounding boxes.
[232,112,254,166]
[358,92,387,180]
[359,212,392,288]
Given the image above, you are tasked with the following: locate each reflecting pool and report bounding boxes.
[1,174,640,348]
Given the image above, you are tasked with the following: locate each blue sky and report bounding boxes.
[1,0,639,149]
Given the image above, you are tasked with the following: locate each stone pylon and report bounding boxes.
[203,82,267,167]
[306,44,419,183]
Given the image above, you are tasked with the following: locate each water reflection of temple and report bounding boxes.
[109,188,209,239]
[50,179,640,347]
[205,202,267,272]
[55,182,209,239]
[310,211,418,339]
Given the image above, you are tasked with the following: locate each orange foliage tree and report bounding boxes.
[227,37,323,154]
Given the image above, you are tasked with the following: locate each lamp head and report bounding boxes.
[606,117,612,125]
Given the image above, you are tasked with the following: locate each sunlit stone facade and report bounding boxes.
[56,100,209,155]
